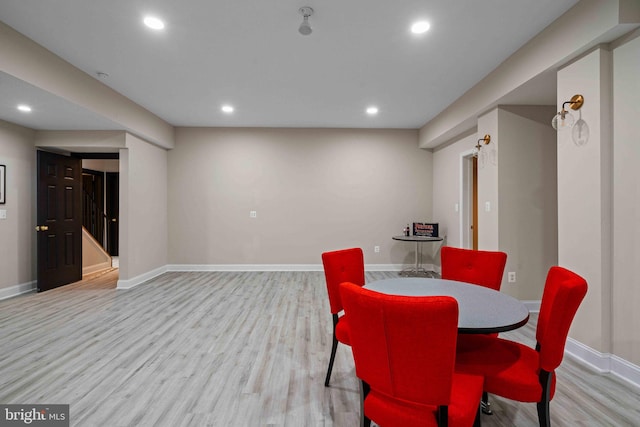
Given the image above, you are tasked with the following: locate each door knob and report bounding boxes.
[35,225,49,232]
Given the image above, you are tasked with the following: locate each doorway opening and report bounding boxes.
[82,164,119,256]
[460,150,478,249]
[36,150,120,292]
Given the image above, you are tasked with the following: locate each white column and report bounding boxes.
[557,47,613,354]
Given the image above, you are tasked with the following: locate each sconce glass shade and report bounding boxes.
[299,17,312,35]
[552,110,574,131]
[572,118,589,146]
[298,7,314,35]
[479,149,488,169]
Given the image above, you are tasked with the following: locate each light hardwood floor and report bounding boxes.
[0,271,638,426]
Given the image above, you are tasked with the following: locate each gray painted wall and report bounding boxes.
[168,127,432,266]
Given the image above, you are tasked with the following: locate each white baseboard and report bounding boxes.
[0,280,37,300]
[372,263,426,272]
[167,263,407,272]
[368,263,406,272]
[565,337,612,372]
[519,303,640,389]
[565,337,640,390]
[610,354,640,390]
[82,261,113,276]
[117,265,167,290]
[167,264,322,272]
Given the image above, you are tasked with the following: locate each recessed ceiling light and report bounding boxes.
[17,104,32,113]
[143,16,165,30]
[411,21,431,34]
[366,106,379,115]
[221,105,234,113]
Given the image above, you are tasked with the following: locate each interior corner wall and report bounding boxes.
[497,106,558,301]
[612,32,640,365]
[168,127,430,267]
[0,120,35,291]
[557,47,612,354]
[118,134,168,281]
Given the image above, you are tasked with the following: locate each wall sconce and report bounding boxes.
[298,7,314,35]
[473,134,491,157]
[552,94,584,131]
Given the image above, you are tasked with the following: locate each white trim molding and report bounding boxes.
[610,354,640,390]
[565,338,640,390]
[167,263,406,273]
[0,280,37,301]
[117,265,168,290]
[519,301,640,389]
[565,337,612,373]
[82,261,113,276]
[168,264,322,272]
[370,264,415,272]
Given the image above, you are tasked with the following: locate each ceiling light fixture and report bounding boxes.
[366,106,379,115]
[221,105,234,113]
[411,20,431,34]
[143,16,165,30]
[17,104,32,113]
[298,7,314,36]
[552,94,584,131]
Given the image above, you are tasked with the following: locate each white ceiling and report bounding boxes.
[0,0,578,133]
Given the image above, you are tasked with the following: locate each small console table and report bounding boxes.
[392,235,444,277]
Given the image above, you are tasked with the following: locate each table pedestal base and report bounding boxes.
[392,235,444,278]
[399,240,438,277]
[399,268,438,278]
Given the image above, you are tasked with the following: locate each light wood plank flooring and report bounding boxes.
[0,271,638,426]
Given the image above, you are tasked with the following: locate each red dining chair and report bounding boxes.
[440,246,507,292]
[340,281,483,427]
[441,246,507,413]
[321,247,365,387]
[455,266,588,427]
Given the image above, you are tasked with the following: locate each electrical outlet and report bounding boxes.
[249,210,257,218]
[374,246,380,253]
[508,272,516,283]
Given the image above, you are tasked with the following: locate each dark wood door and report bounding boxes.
[37,151,83,292]
[105,172,119,256]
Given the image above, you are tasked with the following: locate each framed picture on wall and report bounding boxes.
[0,165,5,204]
